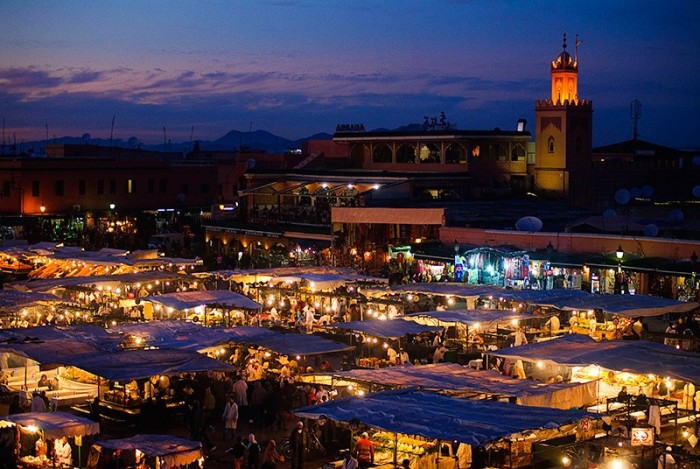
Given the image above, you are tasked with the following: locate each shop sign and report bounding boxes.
[335,124,366,132]
[630,427,654,446]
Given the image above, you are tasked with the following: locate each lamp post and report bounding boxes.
[454,240,464,282]
[616,245,624,271]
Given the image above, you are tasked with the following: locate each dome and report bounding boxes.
[551,50,577,70]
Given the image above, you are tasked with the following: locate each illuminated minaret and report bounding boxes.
[534,34,593,202]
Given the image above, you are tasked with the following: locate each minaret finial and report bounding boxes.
[562,33,567,51]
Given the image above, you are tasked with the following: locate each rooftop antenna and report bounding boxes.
[163,126,167,150]
[110,114,116,147]
[630,99,642,141]
[189,125,194,150]
[45,123,49,142]
[2,117,5,155]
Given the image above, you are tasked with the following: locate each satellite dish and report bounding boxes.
[693,156,700,166]
[247,158,256,169]
[692,185,700,198]
[176,193,186,203]
[81,133,91,143]
[614,189,630,205]
[668,209,684,222]
[640,185,654,198]
[629,187,641,198]
[643,224,659,237]
[603,209,617,218]
[516,216,543,232]
[128,136,139,148]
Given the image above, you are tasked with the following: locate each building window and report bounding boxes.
[32,181,40,197]
[396,144,416,163]
[3,181,11,197]
[445,143,465,164]
[148,179,154,194]
[79,180,86,195]
[159,179,167,193]
[97,180,104,195]
[419,143,440,163]
[548,137,555,153]
[200,184,210,194]
[55,180,64,196]
[372,144,392,163]
[109,180,116,194]
[127,179,134,194]
[511,144,526,161]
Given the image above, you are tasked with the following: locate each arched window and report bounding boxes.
[489,143,507,161]
[511,144,526,161]
[396,144,416,163]
[548,137,555,153]
[419,143,440,163]
[445,143,465,164]
[372,144,392,163]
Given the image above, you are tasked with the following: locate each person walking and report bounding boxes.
[222,395,239,440]
[246,433,261,469]
[289,421,308,469]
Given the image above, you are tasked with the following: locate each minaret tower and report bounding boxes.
[534,34,593,202]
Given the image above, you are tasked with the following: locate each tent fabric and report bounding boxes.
[0,325,119,364]
[329,363,598,409]
[406,309,531,326]
[92,434,203,467]
[0,411,99,440]
[111,321,353,356]
[146,290,262,311]
[0,290,64,311]
[326,319,441,338]
[383,284,697,317]
[64,348,235,381]
[490,334,700,384]
[294,388,595,447]
[8,271,195,293]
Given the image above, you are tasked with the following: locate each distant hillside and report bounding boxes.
[11,130,334,155]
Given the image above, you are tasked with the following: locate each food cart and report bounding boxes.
[294,388,598,468]
[87,434,203,469]
[0,411,99,468]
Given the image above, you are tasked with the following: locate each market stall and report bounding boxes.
[0,411,99,469]
[144,290,262,325]
[303,363,598,409]
[295,388,599,468]
[324,319,442,367]
[87,434,203,469]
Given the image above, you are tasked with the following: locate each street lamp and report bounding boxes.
[39,204,46,214]
[454,240,460,254]
[109,203,116,210]
[616,245,624,260]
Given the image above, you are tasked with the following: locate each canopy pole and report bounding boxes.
[393,432,398,467]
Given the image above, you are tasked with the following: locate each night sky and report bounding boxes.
[1,0,698,148]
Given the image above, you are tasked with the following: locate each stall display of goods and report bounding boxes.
[60,367,97,385]
[372,431,436,456]
[358,357,391,369]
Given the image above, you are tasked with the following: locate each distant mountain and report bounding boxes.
[11,129,334,155]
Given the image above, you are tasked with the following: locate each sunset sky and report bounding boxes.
[1,0,697,148]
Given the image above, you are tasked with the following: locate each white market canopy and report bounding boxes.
[0,325,118,364]
[0,411,99,440]
[112,321,353,356]
[295,388,595,447]
[8,271,196,293]
[65,348,235,381]
[407,309,531,327]
[145,290,262,311]
[491,334,700,383]
[92,434,203,467]
[200,266,386,289]
[386,284,697,317]
[0,289,65,311]
[326,319,442,338]
[328,363,597,409]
